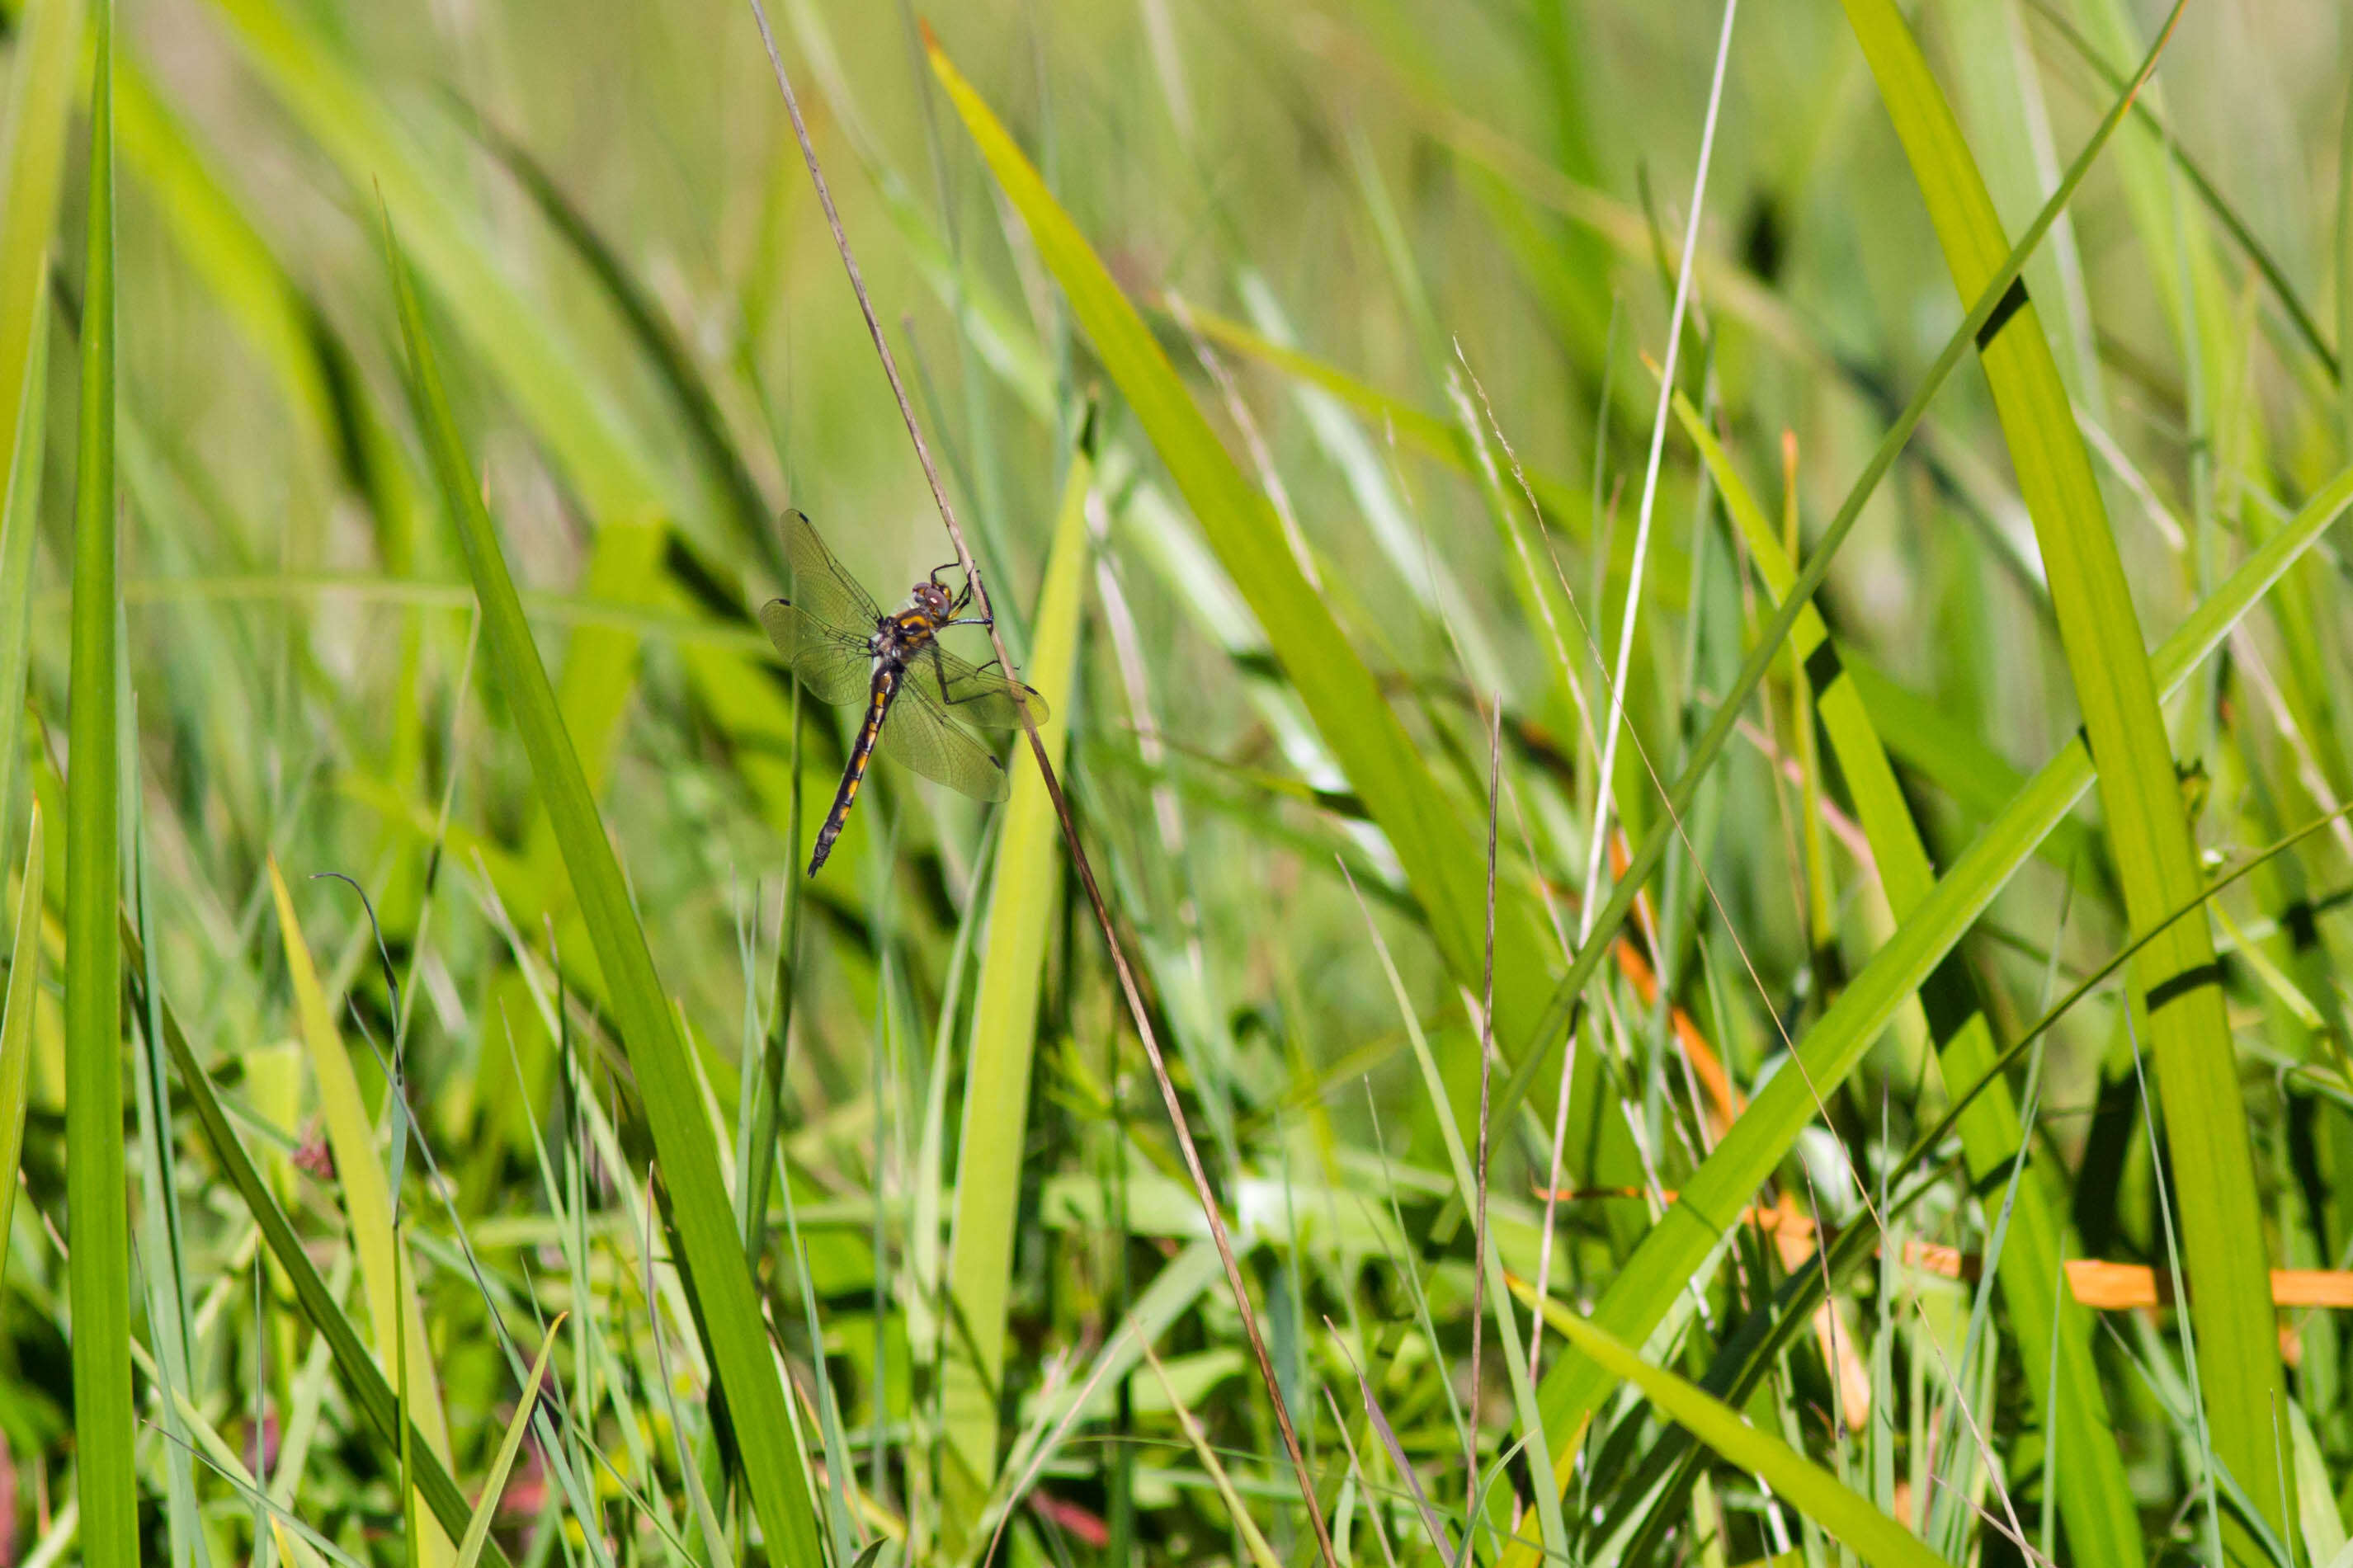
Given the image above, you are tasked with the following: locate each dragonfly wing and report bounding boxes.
[904,643,1049,729]
[757,600,874,706]
[877,680,1014,802]
[779,509,887,629]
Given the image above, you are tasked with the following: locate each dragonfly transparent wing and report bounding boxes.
[757,600,874,707]
[901,643,1049,729]
[878,680,1015,801]
[778,509,886,629]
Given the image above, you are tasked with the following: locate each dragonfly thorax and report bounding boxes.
[867,579,955,662]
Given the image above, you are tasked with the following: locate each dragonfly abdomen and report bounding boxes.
[809,665,899,875]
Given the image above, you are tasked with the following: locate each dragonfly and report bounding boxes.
[759,511,1046,875]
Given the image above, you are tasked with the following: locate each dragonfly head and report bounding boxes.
[909,577,955,622]
[921,558,978,615]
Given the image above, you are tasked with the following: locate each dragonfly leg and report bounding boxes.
[936,653,1013,711]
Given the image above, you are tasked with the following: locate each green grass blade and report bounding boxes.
[1483,2,2181,1194]
[1144,1345,1285,1568]
[1177,304,1589,533]
[134,917,499,1560]
[0,0,83,509]
[204,0,673,529]
[0,804,43,1280]
[940,438,1093,1501]
[1347,874,1565,1559]
[454,1321,562,1568]
[1518,455,2353,1531]
[383,219,826,1568]
[461,111,773,566]
[924,31,1608,1180]
[1837,0,2285,1547]
[1516,1287,1949,1568]
[1677,396,2142,1561]
[2023,0,2336,384]
[64,7,138,1561]
[267,859,456,1561]
[1840,657,2101,883]
[0,273,48,869]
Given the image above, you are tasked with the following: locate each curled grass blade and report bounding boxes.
[383,215,827,1567]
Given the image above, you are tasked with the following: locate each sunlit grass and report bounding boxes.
[0,0,2350,1563]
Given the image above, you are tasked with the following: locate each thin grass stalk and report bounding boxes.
[267,859,455,1547]
[130,816,204,1568]
[2021,0,2336,384]
[753,11,1340,1561]
[1565,0,1733,1002]
[64,4,139,1560]
[1463,698,1501,1524]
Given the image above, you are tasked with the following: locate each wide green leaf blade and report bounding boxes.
[924,31,1609,1180]
[1521,456,2353,1519]
[0,804,43,1284]
[0,0,83,501]
[940,437,1093,1504]
[383,219,827,1568]
[1677,396,2141,1561]
[1516,1283,1951,1568]
[64,6,139,1561]
[1837,0,2284,1547]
